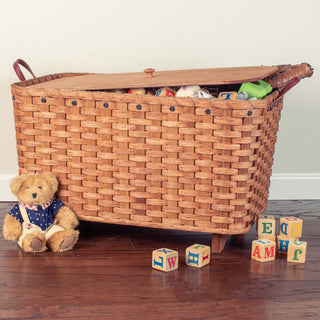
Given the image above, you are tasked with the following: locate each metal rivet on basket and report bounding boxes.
[103,102,109,108]
[41,98,47,103]
[136,104,142,110]
[247,110,253,116]
[170,106,175,112]
[72,100,77,106]
[205,109,211,115]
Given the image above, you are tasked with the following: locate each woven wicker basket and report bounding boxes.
[11,61,313,252]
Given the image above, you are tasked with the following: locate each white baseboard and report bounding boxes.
[269,173,320,200]
[0,173,319,201]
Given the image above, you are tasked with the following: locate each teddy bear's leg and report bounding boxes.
[21,231,47,253]
[47,229,79,252]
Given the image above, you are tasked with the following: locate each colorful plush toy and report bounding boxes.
[176,86,201,98]
[3,173,79,253]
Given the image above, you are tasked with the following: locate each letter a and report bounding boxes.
[252,246,261,259]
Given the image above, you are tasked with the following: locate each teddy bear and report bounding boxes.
[3,172,79,253]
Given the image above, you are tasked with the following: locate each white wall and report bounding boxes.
[0,0,319,199]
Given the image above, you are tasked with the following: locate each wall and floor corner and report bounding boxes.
[0,0,319,201]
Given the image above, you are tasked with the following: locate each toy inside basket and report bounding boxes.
[11,61,313,252]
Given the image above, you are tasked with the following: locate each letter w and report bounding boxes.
[167,256,177,269]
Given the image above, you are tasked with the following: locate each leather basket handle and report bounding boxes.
[13,59,36,81]
[277,77,300,99]
[266,63,313,89]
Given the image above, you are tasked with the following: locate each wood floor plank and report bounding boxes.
[0,200,319,320]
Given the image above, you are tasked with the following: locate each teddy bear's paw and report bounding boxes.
[30,238,44,252]
[48,229,79,253]
[22,232,47,253]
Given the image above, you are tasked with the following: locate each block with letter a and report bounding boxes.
[251,239,276,262]
[152,248,179,272]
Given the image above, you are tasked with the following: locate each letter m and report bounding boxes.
[265,246,275,259]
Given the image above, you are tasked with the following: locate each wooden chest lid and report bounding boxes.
[28,66,278,91]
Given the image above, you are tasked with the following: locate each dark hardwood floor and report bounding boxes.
[0,200,319,320]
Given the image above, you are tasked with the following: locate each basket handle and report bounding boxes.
[277,77,300,100]
[266,62,313,89]
[13,59,36,81]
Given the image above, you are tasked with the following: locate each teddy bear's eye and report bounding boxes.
[38,186,42,190]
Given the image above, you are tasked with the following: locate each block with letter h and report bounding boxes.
[185,244,211,268]
[152,248,179,272]
[277,235,299,255]
[277,217,302,255]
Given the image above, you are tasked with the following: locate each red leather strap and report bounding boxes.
[13,59,36,81]
[277,77,300,99]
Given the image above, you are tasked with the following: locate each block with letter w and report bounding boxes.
[152,248,179,272]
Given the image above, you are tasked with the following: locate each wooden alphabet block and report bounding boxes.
[287,240,307,263]
[152,248,179,272]
[186,244,211,268]
[258,234,276,242]
[277,235,299,255]
[251,239,276,262]
[218,91,238,100]
[257,215,276,236]
[279,217,303,237]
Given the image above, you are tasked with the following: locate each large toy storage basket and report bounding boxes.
[11,61,313,252]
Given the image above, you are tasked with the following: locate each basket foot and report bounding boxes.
[211,234,228,253]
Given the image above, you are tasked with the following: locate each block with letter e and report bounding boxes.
[257,215,276,236]
[185,244,211,268]
[251,239,276,262]
[152,248,179,272]
[258,234,276,242]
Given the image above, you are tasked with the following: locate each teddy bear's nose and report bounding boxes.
[32,193,37,199]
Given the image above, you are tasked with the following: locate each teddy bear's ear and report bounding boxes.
[10,175,25,196]
[42,173,59,193]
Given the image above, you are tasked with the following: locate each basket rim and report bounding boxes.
[11,72,281,109]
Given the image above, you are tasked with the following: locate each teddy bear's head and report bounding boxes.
[10,173,59,206]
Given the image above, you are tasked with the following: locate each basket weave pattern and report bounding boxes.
[11,73,285,235]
